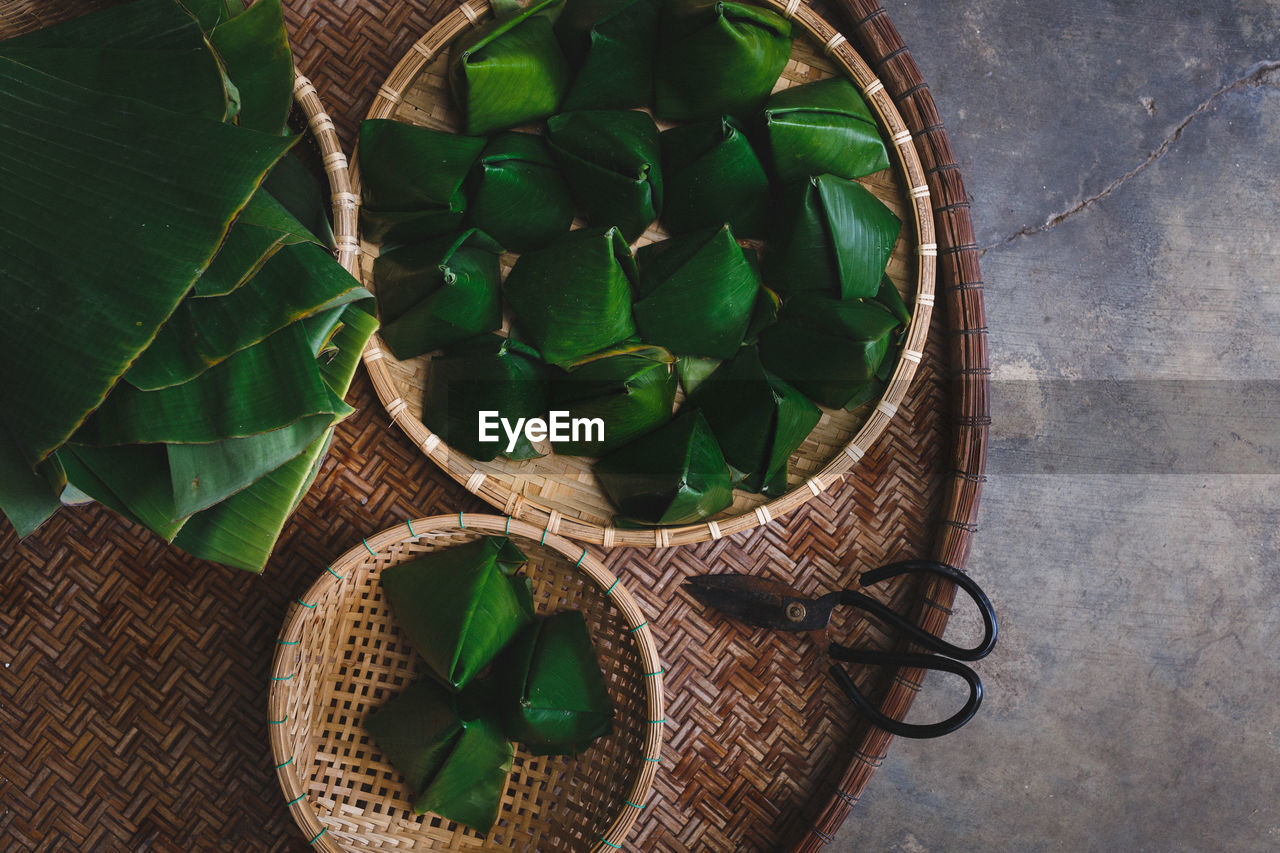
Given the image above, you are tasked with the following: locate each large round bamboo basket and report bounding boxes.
[268,514,664,851]
[352,0,937,548]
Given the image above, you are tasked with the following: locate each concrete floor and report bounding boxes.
[832,2,1280,850]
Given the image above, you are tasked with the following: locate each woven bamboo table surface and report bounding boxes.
[0,1,987,850]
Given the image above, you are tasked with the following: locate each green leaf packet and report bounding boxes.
[557,0,661,110]
[757,291,904,409]
[766,173,901,300]
[659,115,771,238]
[688,346,820,495]
[633,224,761,359]
[449,0,572,135]
[545,109,663,242]
[653,0,792,122]
[373,228,504,359]
[549,343,677,456]
[380,536,537,691]
[594,408,733,525]
[421,333,549,461]
[502,226,638,366]
[357,118,486,245]
[363,677,513,833]
[762,76,890,184]
[497,609,614,755]
[466,131,575,253]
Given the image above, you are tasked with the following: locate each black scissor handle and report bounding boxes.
[827,646,983,739]
[836,559,998,662]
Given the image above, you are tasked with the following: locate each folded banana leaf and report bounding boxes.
[0,44,234,122]
[61,444,189,541]
[466,132,574,253]
[75,322,349,446]
[502,226,637,365]
[192,187,320,298]
[653,0,792,122]
[633,224,761,359]
[744,283,780,344]
[205,0,293,135]
[766,173,901,300]
[545,109,662,242]
[262,151,337,250]
[172,306,379,572]
[763,76,889,185]
[676,355,720,397]
[0,0,241,119]
[875,272,913,327]
[757,292,902,409]
[1,0,207,51]
[0,55,294,470]
[558,0,660,110]
[127,241,369,389]
[449,0,571,135]
[594,408,733,525]
[363,677,513,832]
[374,229,504,359]
[689,346,820,495]
[549,343,676,456]
[0,430,66,538]
[658,116,771,238]
[357,119,486,245]
[498,610,614,755]
[380,537,536,691]
[421,334,548,461]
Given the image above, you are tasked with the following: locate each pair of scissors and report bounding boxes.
[681,560,997,739]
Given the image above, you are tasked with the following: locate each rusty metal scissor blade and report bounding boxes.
[681,573,836,632]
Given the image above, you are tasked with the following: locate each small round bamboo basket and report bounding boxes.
[268,514,664,852]
[353,0,936,547]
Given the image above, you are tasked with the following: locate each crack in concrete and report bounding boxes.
[981,58,1280,255]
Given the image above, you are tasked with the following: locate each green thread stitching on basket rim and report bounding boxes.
[628,621,649,633]
[362,537,377,557]
[625,799,646,809]
[505,515,512,533]
[406,518,416,537]
[278,639,299,646]
[540,525,549,544]
[325,565,343,580]
[649,718,666,724]
[643,755,661,762]
[275,756,294,770]
[269,715,288,725]
[296,598,316,609]
[272,673,294,681]
[309,827,327,845]
[598,839,622,850]
[286,792,307,807]
[576,548,587,566]
[644,668,664,677]
[605,578,619,595]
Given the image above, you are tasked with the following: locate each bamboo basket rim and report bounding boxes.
[268,513,664,852]
[352,0,937,548]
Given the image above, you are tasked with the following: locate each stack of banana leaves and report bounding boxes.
[360,0,913,527]
[0,0,378,572]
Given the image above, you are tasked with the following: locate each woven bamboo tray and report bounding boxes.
[351,0,937,548]
[0,2,987,851]
[268,514,663,851]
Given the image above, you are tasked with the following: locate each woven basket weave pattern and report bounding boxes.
[0,2,986,851]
